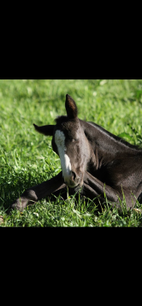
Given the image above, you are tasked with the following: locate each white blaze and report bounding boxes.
[54,130,72,182]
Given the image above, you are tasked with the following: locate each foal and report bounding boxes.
[12,94,142,211]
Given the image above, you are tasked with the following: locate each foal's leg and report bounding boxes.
[83,172,137,210]
[12,171,66,211]
[83,171,121,208]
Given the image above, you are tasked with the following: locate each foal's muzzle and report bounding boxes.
[63,171,82,188]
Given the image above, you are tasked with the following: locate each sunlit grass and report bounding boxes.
[1,79,142,226]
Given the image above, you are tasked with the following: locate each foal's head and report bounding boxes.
[34,94,94,188]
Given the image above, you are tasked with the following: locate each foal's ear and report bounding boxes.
[65,94,78,119]
[33,124,54,136]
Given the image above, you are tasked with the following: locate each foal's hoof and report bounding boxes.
[11,190,38,212]
[11,197,29,212]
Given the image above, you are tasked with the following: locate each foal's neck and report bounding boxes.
[81,120,139,158]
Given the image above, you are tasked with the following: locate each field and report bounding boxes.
[1,79,142,226]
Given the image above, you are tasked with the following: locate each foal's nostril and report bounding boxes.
[71,171,76,181]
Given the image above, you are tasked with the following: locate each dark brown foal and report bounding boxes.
[12,94,142,211]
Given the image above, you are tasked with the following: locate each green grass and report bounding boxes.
[1,79,142,226]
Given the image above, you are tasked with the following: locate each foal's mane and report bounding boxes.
[88,122,140,150]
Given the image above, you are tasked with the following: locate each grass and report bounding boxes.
[1,79,142,227]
